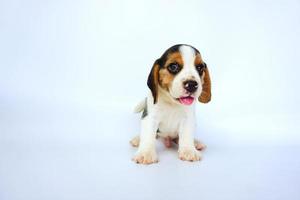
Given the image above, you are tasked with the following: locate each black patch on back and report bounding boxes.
[141,99,148,119]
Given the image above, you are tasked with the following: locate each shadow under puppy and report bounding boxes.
[130,44,211,164]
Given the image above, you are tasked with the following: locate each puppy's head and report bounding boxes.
[147,44,211,105]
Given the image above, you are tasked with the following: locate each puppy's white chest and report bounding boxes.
[157,107,185,138]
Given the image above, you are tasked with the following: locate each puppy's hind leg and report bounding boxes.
[194,139,207,151]
[130,134,160,147]
[130,135,140,147]
[163,136,173,148]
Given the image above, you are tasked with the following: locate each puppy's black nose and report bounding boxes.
[183,80,198,93]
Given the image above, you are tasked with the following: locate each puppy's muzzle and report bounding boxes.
[183,80,198,93]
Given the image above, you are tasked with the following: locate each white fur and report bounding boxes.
[132,45,202,164]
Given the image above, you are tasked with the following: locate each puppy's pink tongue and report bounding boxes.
[178,96,194,105]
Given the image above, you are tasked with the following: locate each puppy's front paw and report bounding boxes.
[132,149,158,164]
[179,147,201,162]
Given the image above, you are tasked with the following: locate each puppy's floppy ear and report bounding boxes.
[147,59,160,104]
[198,63,211,103]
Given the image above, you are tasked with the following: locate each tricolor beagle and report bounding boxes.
[130,44,211,164]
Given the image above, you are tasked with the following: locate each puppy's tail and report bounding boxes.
[133,98,146,113]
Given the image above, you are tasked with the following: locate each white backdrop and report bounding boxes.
[1,1,300,200]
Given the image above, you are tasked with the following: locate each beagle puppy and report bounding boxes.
[130,44,211,164]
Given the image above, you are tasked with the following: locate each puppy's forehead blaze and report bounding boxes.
[165,52,183,66]
[166,51,203,67]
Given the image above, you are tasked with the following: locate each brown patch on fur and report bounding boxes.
[198,67,211,103]
[159,68,174,90]
[194,54,203,66]
[194,53,212,103]
[158,52,183,90]
[165,52,184,66]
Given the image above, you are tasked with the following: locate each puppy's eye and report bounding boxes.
[196,63,206,75]
[167,63,181,74]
